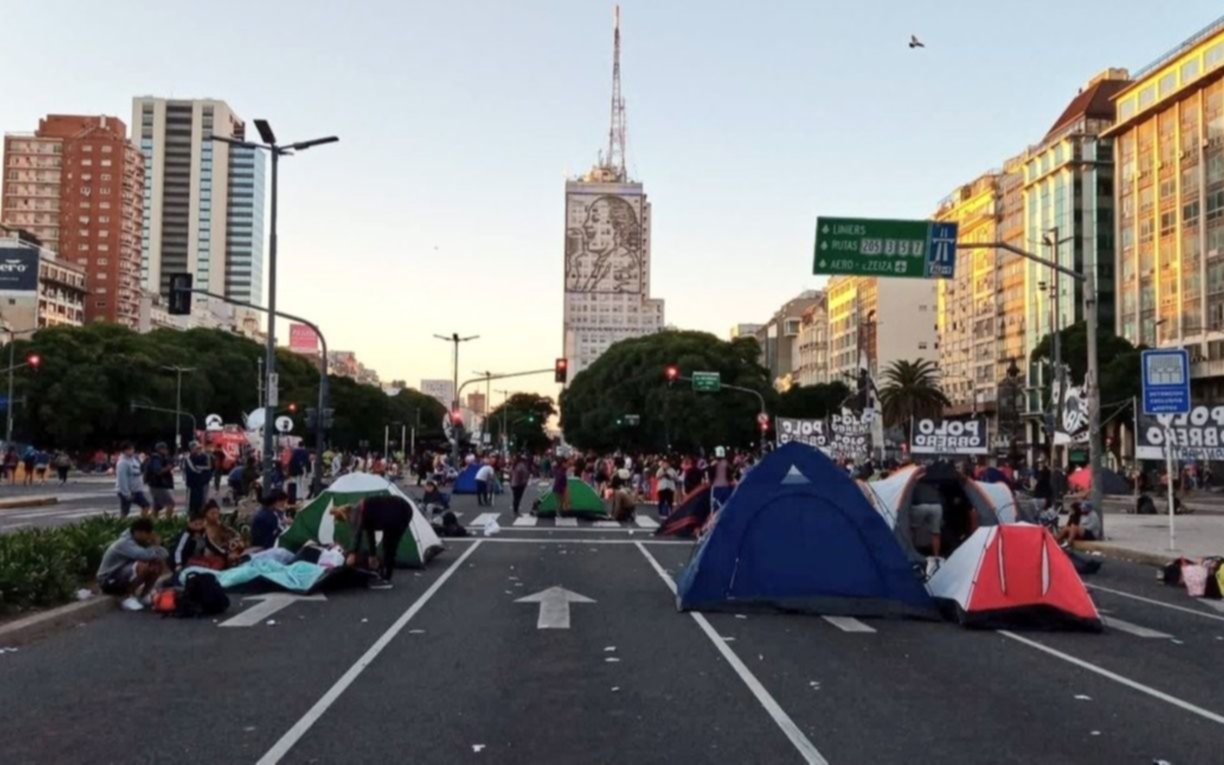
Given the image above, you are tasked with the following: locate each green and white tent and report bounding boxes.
[536,477,608,518]
[278,473,444,567]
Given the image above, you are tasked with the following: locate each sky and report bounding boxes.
[2,0,1223,402]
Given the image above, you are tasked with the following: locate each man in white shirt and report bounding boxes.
[475,461,497,507]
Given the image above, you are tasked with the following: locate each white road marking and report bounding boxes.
[1087,583,1224,623]
[998,630,1224,726]
[468,537,691,546]
[512,515,538,527]
[593,520,621,528]
[220,594,327,628]
[822,616,876,633]
[634,515,659,529]
[256,541,483,765]
[1100,615,1174,639]
[468,512,500,528]
[515,586,595,629]
[636,542,828,765]
[555,517,578,527]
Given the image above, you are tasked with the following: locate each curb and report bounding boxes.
[0,595,114,646]
[0,496,58,511]
[1073,540,1173,567]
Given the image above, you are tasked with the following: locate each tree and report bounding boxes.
[559,330,772,453]
[1031,321,1144,406]
[488,393,556,453]
[775,381,852,419]
[879,359,950,438]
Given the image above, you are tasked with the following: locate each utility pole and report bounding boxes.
[495,388,512,456]
[434,333,479,466]
[162,365,196,450]
[4,327,38,445]
[257,356,264,410]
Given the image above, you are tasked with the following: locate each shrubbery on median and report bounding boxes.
[0,515,185,615]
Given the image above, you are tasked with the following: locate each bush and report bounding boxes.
[0,514,185,615]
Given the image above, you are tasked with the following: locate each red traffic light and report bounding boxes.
[554,357,569,384]
[665,365,679,381]
[26,353,40,369]
[450,409,464,425]
[287,402,298,414]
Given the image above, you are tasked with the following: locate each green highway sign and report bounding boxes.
[692,371,721,393]
[814,216,958,279]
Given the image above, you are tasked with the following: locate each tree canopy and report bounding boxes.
[4,323,444,452]
[1030,321,1144,406]
[559,330,772,453]
[879,359,950,434]
[487,393,556,453]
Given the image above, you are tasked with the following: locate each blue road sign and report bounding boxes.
[924,222,958,279]
[1141,348,1191,415]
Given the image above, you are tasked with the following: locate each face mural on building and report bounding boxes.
[565,195,643,294]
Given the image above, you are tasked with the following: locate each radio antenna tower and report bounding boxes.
[605,5,628,181]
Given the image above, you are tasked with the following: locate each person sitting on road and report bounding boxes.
[202,499,243,566]
[331,495,415,589]
[609,476,637,522]
[1058,501,1102,545]
[420,480,449,515]
[249,489,291,551]
[97,517,170,612]
[170,514,215,572]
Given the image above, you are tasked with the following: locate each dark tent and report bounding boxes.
[676,442,936,618]
[453,463,480,494]
[656,485,711,538]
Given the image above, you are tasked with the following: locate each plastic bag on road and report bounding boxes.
[1182,563,1208,598]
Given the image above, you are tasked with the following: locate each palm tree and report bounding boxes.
[879,359,951,440]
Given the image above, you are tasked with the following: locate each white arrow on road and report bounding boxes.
[515,586,594,629]
[219,593,326,628]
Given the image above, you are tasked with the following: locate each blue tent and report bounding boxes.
[676,442,935,618]
[452,463,502,495]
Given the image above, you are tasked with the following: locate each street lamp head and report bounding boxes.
[254,119,276,145]
[210,135,262,151]
[286,136,339,152]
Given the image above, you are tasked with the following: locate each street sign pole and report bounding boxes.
[1140,348,1191,551]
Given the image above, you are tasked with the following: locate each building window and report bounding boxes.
[1208,42,1224,71]
[1183,58,1201,84]
[1159,71,1177,98]
[1138,85,1155,109]
[78,244,88,251]
[918,342,928,350]
[100,174,111,182]
[101,145,112,154]
[100,159,112,167]
[100,186,110,195]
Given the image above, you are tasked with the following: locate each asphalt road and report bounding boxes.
[2,493,1223,764]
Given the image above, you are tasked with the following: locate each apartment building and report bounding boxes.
[826,275,937,386]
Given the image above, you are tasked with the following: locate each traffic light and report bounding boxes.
[554,357,568,384]
[168,273,193,316]
[26,353,40,370]
[306,407,318,429]
[450,408,464,426]
[526,415,535,424]
[287,402,298,414]
[321,407,335,430]
[665,365,679,384]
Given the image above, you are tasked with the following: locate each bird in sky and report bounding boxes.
[909,35,925,49]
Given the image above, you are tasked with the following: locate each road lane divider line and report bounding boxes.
[1087,583,1224,623]
[555,517,578,527]
[822,616,876,633]
[478,536,691,545]
[1100,615,1174,639]
[635,542,828,765]
[256,540,484,765]
[998,630,1224,726]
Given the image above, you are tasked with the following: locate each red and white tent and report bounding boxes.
[927,524,1102,631]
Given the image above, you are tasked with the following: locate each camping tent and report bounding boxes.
[1066,466,1128,495]
[277,473,444,567]
[536,477,607,518]
[676,442,935,617]
[927,524,1101,630]
[656,485,711,538]
[863,463,1018,561]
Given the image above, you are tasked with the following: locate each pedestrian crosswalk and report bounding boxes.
[442,510,663,531]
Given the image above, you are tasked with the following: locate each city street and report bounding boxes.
[2,492,1222,764]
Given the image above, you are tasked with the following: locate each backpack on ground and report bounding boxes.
[1160,557,1192,586]
[176,572,230,617]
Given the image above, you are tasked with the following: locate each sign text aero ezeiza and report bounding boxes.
[814,217,957,279]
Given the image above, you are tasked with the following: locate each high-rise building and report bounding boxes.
[131,97,266,311]
[0,227,88,329]
[420,379,455,409]
[562,7,665,380]
[826,276,937,386]
[2,115,144,326]
[792,304,829,387]
[754,290,824,389]
[729,323,763,340]
[1107,17,1224,396]
[467,392,487,416]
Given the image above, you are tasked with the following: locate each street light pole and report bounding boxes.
[4,327,37,444]
[434,333,479,466]
[162,365,196,450]
[212,122,338,490]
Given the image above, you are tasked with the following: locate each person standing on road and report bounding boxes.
[115,442,151,518]
[552,458,571,515]
[145,442,177,519]
[510,455,530,518]
[475,459,496,507]
[33,448,49,483]
[20,446,37,486]
[183,441,212,519]
[53,450,72,485]
[656,458,677,518]
[333,494,414,589]
[210,447,226,494]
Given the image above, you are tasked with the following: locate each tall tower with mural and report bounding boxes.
[562,6,665,381]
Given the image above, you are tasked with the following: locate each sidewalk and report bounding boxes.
[1077,513,1224,565]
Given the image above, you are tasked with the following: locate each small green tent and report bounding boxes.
[536,477,608,518]
[278,473,444,567]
